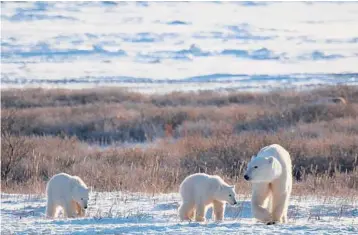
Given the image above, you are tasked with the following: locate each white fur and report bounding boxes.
[178,173,237,222]
[46,173,89,218]
[244,144,292,224]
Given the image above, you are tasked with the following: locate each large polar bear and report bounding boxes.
[244,144,292,225]
[178,173,237,222]
[46,173,89,218]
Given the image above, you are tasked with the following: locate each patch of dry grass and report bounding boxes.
[1,85,358,196]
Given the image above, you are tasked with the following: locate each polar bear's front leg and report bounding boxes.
[271,192,289,223]
[212,200,225,221]
[282,214,287,223]
[251,183,272,223]
[78,208,86,217]
[188,208,195,220]
[46,200,56,218]
[73,201,85,217]
[179,201,195,221]
[63,202,77,218]
[252,203,272,223]
[194,203,207,222]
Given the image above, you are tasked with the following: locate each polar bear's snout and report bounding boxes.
[81,198,88,209]
[244,175,250,181]
[227,193,238,205]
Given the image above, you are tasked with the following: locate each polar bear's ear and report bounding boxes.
[251,155,255,160]
[269,157,282,177]
[230,185,235,189]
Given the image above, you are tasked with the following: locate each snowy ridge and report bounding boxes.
[1,192,357,234]
[1,1,358,91]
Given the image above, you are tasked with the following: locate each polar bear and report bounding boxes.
[244,144,292,225]
[46,173,89,218]
[178,173,237,222]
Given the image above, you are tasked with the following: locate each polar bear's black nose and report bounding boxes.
[84,205,88,209]
[244,175,249,181]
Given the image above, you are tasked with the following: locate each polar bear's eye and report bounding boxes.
[254,166,258,169]
[229,194,232,197]
[81,198,83,200]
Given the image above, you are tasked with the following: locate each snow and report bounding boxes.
[1,192,357,234]
[1,1,358,92]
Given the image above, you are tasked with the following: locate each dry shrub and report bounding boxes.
[1,88,148,108]
[1,135,33,183]
[79,146,181,192]
[175,120,232,138]
[236,103,357,132]
[1,85,358,195]
[1,109,34,182]
[3,132,357,195]
[1,133,358,195]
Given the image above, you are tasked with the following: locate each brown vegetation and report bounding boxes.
[1,85,358,196]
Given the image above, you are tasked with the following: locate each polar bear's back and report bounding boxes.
[179,173,224,200]
[46,173,74,196]
[47,173,86,189]
[71,175,88,188]
[180,173,209,195]
[47,173,72,187]
[257,144,292,170]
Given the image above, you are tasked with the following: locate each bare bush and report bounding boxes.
[1,85,358,196]
[1,110,33,182]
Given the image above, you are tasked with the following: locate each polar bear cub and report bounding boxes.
[244,144,292,224]
[178,173,237,222]
[46,173,89,218]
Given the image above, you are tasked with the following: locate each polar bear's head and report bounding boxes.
[71,178,89,210]
[244,155,282,183]
[214,185,237,205]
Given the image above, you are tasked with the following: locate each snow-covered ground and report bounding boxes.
[1,1,358,92]
[1,192,357,235]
